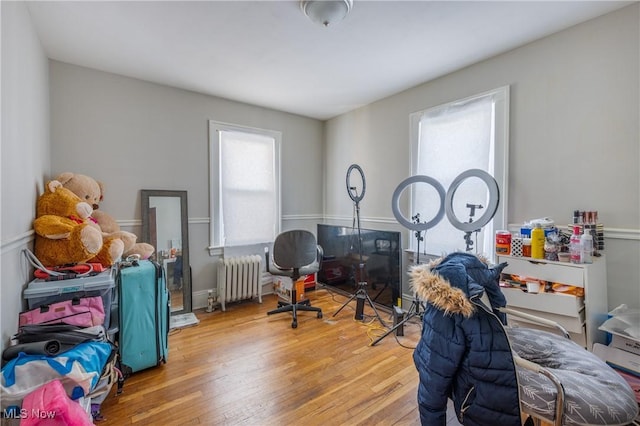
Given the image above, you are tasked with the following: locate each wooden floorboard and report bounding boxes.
[99,288,425,425]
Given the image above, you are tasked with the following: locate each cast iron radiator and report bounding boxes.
[217,255,263,311]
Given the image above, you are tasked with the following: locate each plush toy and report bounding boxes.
[34,180,124,267]
[55,172,154,260]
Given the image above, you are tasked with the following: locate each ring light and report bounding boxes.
[391,175,446,231]
[445,169,499,232]
[346,164,366,203]
[335,163,387,326]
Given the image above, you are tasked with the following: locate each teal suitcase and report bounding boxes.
[117,260,169,374]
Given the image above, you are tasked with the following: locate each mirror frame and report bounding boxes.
[141,189,191,315]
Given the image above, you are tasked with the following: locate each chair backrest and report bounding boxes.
[273,230,318,270]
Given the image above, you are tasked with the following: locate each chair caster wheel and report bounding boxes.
[317,312,323,319]
[291,320,298,328]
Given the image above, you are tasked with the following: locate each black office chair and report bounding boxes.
[266,230,323,328]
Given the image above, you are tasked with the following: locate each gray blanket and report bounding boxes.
[507,327,638,425]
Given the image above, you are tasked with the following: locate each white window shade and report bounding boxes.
[210,122,281,249]
[410,87,509,258]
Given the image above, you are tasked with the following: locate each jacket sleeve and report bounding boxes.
[413,312,466,426]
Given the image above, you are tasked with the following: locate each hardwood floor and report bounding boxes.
[99,288,429,425]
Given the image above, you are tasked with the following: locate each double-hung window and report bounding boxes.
[209,121,281,248]
[409,86,509,257]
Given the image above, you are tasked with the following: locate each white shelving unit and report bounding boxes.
[497,254,608,350]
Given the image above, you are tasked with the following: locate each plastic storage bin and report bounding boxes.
[23,267,116,330]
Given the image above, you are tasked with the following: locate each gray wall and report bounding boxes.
[1,1,51,348]
[325,4,639,310]
[49,61,324,310]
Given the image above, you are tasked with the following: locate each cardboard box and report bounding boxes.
[273,275,309,303]
[611,334,640,357]
[593,343,640,377]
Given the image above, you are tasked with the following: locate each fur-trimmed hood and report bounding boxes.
[410,252,507,318]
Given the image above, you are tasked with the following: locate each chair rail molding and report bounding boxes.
[119,217,209,227]
[322,214,398,226]
[282,214,324,222]
[1,230,34,253]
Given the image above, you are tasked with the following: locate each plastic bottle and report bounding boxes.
[581,228,593,264]
[570,226,582,264]
[522,238,532,257]
[495,231,512,255]
[572,210,581,224]
[531,223,545,259]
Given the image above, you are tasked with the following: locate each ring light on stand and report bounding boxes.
[445,169,499,232]
[373,171,499,346]
[372,175,445,347]
[333,164,385,326]
[346,164,366,203]
[391,175,446,232]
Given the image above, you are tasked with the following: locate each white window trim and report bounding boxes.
[208,120,282,253]
[409,86,509,256]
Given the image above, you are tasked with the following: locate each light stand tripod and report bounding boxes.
[463,203,483,252]
[332,165,386,325]
[371,214,426,346]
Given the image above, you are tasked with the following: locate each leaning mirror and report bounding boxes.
[141,190,191,315]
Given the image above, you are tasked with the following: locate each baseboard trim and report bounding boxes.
[192,283,274,310]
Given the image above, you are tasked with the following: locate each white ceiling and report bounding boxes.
[26,0,633,120]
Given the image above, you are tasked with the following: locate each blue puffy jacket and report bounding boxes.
[412,252,521,426]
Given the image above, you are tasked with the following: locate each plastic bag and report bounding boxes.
[599,304,640,339]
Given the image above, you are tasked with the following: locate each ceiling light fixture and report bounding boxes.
[300,0,353,28]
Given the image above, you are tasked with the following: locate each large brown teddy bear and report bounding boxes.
[34,180,124,267]
[55,172,154,260]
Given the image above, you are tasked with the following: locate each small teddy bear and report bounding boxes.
[55,172,154,260]
[33,180,124,267]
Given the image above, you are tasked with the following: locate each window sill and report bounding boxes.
[208,246,224,256]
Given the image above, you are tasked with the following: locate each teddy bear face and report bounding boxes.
[36,180,94,220]
[55,172,103,210]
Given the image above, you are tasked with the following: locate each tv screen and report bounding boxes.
[316,224,401,310]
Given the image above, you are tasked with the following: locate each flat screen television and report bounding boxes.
[316,224,401,310]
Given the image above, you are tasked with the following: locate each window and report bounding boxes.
[209,121,281,248]
[409,86,509,257]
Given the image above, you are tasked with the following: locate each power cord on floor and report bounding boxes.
[320,285,422,348]
[365,316,421,349]
[366,319,393,346]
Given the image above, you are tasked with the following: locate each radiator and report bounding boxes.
[217,255,263,311]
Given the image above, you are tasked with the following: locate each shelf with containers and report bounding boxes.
[497,254,608,350]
